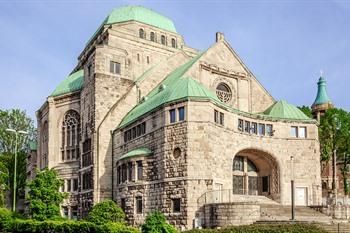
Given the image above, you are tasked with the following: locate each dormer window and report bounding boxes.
[139,28,145,39]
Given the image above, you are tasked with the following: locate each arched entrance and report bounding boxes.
[232,149,280,201]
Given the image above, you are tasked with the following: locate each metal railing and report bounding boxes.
[197,189,260,206]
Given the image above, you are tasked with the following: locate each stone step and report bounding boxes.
[259,205,332,224]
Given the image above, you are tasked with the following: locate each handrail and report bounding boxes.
[197,189,261,206]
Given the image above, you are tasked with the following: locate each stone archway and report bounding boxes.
[233,149,280,202]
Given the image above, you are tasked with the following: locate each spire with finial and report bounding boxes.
[311,71,333,120]
[313,71,332,106]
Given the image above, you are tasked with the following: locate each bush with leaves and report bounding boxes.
[87,199,125,224]
[141,211,177,233]
[27,168,67,220]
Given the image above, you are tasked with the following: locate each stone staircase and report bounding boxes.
[319,223,350,233]
[259,204,332,223]
[230,194,280,205]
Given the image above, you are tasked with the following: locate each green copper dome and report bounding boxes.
[105,6,177,33]
[51,70,84,97]
[263,100,311,120]
[313,76,332,105]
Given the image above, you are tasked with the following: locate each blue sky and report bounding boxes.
[0,0,349,122]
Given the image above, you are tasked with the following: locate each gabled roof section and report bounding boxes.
[51,70,84,97]
[262,100,311,120]
[119,147,152,160]
[118,52,211,128]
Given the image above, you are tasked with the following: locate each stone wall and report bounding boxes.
[203,203,260,227]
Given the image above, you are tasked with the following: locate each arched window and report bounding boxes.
[171,38,176,48]
[161,35,166,45]
[139,28,145,39]
[150,32,155,42]
[216,83,232,103]
[61,110,80,161]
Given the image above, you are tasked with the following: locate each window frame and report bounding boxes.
[110,61,121,75]
[135,196,143,214]
[172,198,181,213]
[170,109,176,123]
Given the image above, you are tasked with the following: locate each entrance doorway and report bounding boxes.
[295,187,308,206]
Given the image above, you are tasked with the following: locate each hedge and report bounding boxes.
[184,224,328,233]
[0,219,139,233]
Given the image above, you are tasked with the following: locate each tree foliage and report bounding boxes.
[0,109,36,209]
[27,169,67,220]
[141,211,177,233]
[318,108,350,194]
[87,200,125,224]
[298,105,313,118]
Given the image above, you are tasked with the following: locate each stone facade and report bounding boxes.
[32,5,322,229]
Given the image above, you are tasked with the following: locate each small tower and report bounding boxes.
[311,72,333,121]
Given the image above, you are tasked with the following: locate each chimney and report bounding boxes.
[216,32,224,42]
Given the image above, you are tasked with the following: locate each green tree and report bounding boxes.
[0,162,8,207]
[87,199,125,224]
[27,168,67,220]
[319,108,350,194]
[298,105,313,118]
[141,211,177,233]
[0,109,36,209]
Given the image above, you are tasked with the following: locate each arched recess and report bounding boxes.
[233,148,280,202]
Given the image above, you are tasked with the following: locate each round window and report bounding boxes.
[216,83,232,103]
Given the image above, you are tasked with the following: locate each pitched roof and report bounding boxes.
[262,100,311,120]
[119,147,152,160]
[51,70,84,97]
[118,53,207,128]
[313,76,332,105]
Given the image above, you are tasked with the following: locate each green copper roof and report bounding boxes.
[107,6,176,32]
[29,141,37,151]
[313,76,332,105]
[263,100,311,120]
[87,6,177,45]
[118,53,206,128]
[119,147,152,160]
[51,70,84,97]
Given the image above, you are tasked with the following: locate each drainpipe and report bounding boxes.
[111,130,115,201]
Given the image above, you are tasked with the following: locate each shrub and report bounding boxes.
[141,211,177,233]
[3,219,140,233]
[183,224,328,233]
[0,208,13,229]
[87,200,125,224]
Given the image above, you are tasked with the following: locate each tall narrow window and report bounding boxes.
[238,119,243,131]
[161,35,166,45]
[219,112,224,126]
[178,107,185,121]
[62,110,80,161]
[214,110,219,123]
[121,198,126,212]
[136,197,143,213]
[258,123,265,135]
[150,32,155,42]
[171,38,176,48]
[67,179,71,192]
[299,127,307,138]
[137,161,143,180]
[42,121,48,169]
[110,61,121,74]
[147,56,150,64]
[266,124,273,136]
[128,162,133,181]
[172,198,181,212]
[139,28,145,38]
[291,126,298,138]
[251,122,257,134]
[244,121,250,133]
[73,178,78,191]
[122,164,127,183]
[170,109,176,123]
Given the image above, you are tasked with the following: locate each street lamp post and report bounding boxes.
[291,155,295,221]
[6,128,28,212]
